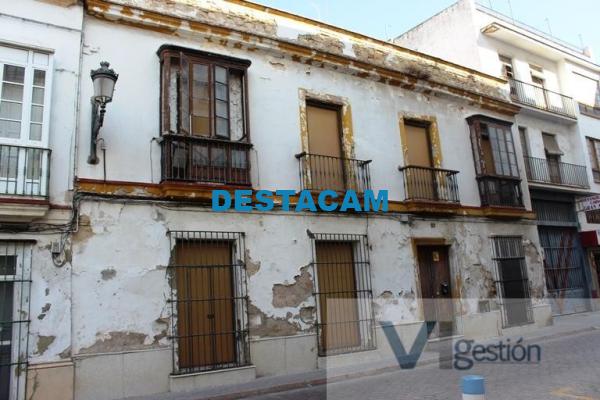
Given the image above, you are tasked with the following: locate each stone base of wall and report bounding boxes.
[27,361,74,400]
[169,365,256,393]
[74,348,171,400]
[39,304,554,400]
[251,333,317,377]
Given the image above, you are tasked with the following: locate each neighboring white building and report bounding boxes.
[395,0,600,316]
[0,1,82,400]
[0,1,577,399]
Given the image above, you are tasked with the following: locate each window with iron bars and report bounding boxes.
[167,231,250,374]
[309,232,375,356]
[491,236,533,328]
[0,241,32,400]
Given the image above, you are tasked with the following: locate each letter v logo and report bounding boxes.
[379,321,436,369]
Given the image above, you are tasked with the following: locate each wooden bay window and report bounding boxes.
[158,46,252,186]
[467,115,523,208]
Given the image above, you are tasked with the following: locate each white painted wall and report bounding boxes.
[394,0,482,72]
[0,0,82,205]
[0,0,83,371]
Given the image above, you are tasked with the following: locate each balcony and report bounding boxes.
[579,103,600,120]
[0,144,50,198]
[508,79,577,119]
[477,175,523,208]
[524,156,589,188]
[160,135,252,186]
[295,152,371,194]
[398,165,460,203]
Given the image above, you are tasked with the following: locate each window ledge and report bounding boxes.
[0,199,50,222]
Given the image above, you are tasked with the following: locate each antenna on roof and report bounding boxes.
[507,0,515,22]
[544,17,553,36]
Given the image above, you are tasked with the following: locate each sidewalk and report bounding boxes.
[125,311,600,400]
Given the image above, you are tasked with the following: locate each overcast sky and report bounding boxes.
[253,0,600,63]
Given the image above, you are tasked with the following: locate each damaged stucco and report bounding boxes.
[85,0,518,116]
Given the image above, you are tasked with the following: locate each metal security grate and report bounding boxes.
[491,236,533,328]
[167,231,250,374]
[539,227,587,295]
[532,198,578,225]
[0,242,32,400]
[309,233,375,356]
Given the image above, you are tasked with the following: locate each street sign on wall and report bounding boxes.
[577,195,600,212]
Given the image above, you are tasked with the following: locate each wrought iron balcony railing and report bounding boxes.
[398,165,460,203]
[524,156,589,188]
[579,103,600,119]
[0,144,50,198]
[477,175,524,208]
[160,135,252,186]
[508,78,577,118]
[295,152,371,194]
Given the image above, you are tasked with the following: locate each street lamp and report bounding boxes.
[88,61,118,164]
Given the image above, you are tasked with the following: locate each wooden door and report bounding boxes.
[546,153,562,184]
[0,258,14,400]
[306,103,346,191]
[315,241,360,352]
[417,246,454,337]
[497,258,530,326]
[405,123,435,200]
[175,240,235,369]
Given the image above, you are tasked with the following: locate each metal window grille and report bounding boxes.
[167,231,250,374]
[0,241,32,400]
[538,227,587,295]
[532,199,578,225]
[309,233,375,356]
[491,236,533,328]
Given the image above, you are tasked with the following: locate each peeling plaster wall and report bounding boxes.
[89,0,508,100]
[76,16,523,208]
[66,201,545,358]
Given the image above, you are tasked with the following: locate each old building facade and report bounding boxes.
[4,0,595,399]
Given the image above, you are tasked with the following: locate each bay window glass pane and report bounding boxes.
[215,66,227,84]
[2,83,23,102]
[232,149,247,169]
[0,101,22,119]
[215,100,228,118]
[191,116,210,136]
[32,87,44,104]
[211,147,227,167]
[29,123,42,141]
[216,117,228,137]
[33,70,45,87]
[192,145,209,167]
[215,82,227,101]
[30,105,43,123]
[3,65,25,83]
[0,120,20,139]
[191,64,209,136]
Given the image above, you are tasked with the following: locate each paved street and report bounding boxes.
[244,329,600,400]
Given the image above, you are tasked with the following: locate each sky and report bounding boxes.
[252,0,600,63]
